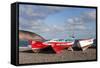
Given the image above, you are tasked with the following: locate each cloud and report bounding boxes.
[65,17,86,31]
[65,10,96,32]
[86,11,96,19]
[19,4,66,33]
[19,5,66,20]
[19,17,51,33]
[81,10,96,22]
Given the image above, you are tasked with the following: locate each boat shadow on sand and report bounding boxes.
[20,46,56,54]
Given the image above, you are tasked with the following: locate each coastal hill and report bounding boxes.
[19,30,45,42]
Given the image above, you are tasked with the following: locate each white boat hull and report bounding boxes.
[79,38,94,51]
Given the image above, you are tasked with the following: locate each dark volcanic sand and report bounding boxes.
[19,48,96,64]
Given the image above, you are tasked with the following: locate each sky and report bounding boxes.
[19,4,96,39]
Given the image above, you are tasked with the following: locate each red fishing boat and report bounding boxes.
[30,39,74,53]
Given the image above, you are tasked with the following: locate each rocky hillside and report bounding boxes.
[19,30,45,42]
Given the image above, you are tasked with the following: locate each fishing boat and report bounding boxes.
[78,38,94,51]
[30,38,74,53]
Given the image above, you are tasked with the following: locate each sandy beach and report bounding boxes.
[19,47,96,64]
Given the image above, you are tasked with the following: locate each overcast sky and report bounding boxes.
[19,4,96,39]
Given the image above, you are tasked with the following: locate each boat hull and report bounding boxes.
[79,39,94,51]
[30,41,74,53]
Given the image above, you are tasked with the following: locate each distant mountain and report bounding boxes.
[19,30,45,42]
